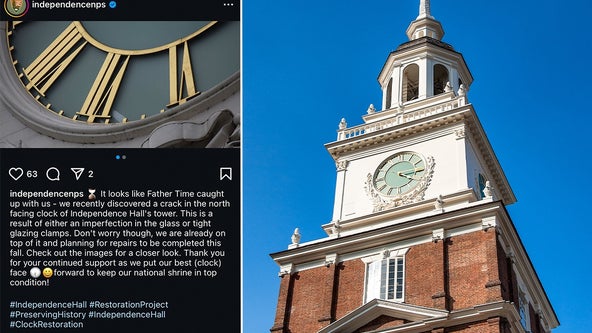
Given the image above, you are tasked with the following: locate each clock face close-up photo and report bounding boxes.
[5,21,239,125]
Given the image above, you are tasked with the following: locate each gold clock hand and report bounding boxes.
[398,167,425,175]
[397,172,423,181]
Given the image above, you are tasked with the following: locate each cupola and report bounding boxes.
[378,0,473,111]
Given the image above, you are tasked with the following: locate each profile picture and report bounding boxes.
[4,0,28,18]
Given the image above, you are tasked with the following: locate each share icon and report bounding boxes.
[71,168,85,180]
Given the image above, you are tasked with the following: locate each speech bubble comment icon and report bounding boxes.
[46,167,60,181]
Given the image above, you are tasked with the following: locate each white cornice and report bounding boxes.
[378,42,473,88]
[326,98,516,205]
[332,124,456,168]
[318,299,448,333]
[496,213,560,329]
[326,101,469,158]
[319,300,525,333]
[271,200,503,266]
[323,189,477,236]
[463,106,517,205]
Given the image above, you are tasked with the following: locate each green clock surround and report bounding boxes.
[372,151,427,196]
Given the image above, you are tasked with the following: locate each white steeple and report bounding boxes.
[406,0,444,40]
[375,0,471,110]
[417,0,433,19]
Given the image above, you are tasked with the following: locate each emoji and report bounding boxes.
[88,188,96,200]
[30,267,41,278]
[42,267,53,278]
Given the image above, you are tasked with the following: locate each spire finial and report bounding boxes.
[418,0,433,19]
[407,0,443,40]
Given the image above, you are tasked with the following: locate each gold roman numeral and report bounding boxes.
[168,41,200,107]
[10,21,23,31]
[23,22,87,96]
[76,53,130,123]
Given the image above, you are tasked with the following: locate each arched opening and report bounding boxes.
[433,64,449,96]
[385,78,393,109]
[402,64,419,102]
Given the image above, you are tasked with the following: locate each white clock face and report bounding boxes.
[372,152,427,196]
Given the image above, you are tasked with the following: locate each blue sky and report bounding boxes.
[243,1,592,332]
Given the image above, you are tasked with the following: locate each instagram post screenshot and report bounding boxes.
[0,0,240,332]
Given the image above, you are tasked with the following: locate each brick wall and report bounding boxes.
[446,317,506,333]
[287,268,331,333]
[333,259,365,320]
[271,229,513,332]
[447,230,502,310]
[406,240,447,309]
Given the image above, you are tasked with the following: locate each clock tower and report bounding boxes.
[270,2,558,333]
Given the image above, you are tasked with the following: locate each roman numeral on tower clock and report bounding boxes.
[9,20,227,124]
[168,41,200,107]
[23,22,87,97]
[76,53,130,123]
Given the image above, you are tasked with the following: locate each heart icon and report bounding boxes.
[9,167,24,181]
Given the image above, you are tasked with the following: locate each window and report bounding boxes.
[433,64,448,96]
[385,78,393,109]
[519,290,531,331]
[402,64,419,102]
[364,250,406,303]
[477,173,487,199]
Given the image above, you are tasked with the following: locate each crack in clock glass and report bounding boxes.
[6,21,239,124]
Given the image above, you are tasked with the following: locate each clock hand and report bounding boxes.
[397,171,424,181]
[397,167,425,175]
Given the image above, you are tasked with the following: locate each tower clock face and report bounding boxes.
[6,21,239,124]
[373,152,427,196]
